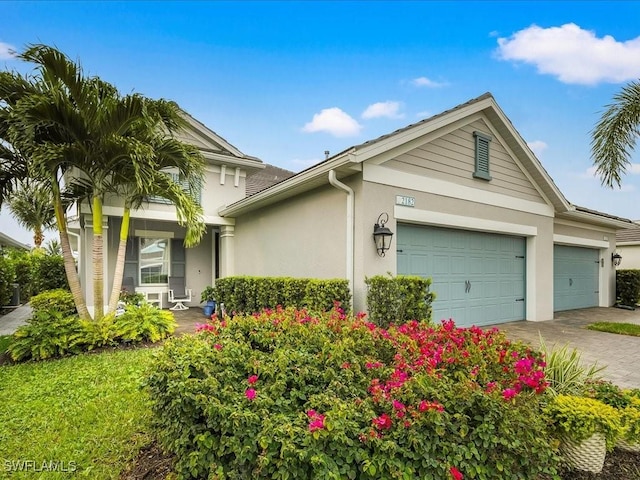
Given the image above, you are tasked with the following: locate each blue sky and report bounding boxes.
[2,1,640,246]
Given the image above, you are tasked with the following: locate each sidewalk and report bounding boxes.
[0,305,32,335]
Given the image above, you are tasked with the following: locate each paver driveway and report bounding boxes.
[495,307,640,389]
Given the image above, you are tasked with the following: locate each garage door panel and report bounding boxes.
[553,245,599,312]
[397,224,526,327]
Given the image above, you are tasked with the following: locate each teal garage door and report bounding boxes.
[553,245,599,312]
[397,224,526,327]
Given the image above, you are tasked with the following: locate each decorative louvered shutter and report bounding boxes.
[473,131,492,181]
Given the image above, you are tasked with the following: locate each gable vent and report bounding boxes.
[473,131,492,181]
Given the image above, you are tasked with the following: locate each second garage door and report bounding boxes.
[397,224,526,327]
[553,245,599,312]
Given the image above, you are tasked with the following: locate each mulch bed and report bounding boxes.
[120,440,640,480]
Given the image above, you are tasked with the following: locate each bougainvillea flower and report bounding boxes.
[372,413,393,430]
[245,388,257,400]
[450,466,463,479]
[502,388,517,400]
[248,375,259,385]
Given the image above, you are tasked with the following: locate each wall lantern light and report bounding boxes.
[373,213,394,257]
[612,252,623,267]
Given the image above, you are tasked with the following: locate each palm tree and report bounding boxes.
[0,44,205,320]
[0,49,91,319]
[7,180,55,248]
[44,239,62,256]
[591,80,640,188]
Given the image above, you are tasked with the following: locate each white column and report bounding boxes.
[219,225,235,277]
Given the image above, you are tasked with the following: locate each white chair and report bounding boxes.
[168,276,192,310]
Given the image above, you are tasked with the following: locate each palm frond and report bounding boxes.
[591,80,640,188]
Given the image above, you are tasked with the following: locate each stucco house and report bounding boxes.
[71,93,635,326]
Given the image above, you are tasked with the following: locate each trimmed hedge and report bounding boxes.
[365,274,435,328]
[616,269,640,307]
[0,251,68,306]
[213,276,351,313]
[0,256,15,307]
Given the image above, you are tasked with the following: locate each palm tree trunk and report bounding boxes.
[52,184,91,320]
[34,227,43,249]
[92,195,104,321]
[107,206,130,313]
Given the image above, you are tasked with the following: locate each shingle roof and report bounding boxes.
[246,164,296,196]
[616,223,640,243]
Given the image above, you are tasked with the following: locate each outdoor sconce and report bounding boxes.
[373,213,394,257]
[612,252,623,267]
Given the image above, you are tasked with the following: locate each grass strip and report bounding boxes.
[587,322,640,337]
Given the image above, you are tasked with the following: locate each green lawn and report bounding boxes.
[0,346,157,479]
[587,322,640,337]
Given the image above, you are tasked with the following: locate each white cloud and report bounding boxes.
[361,101,404,120]
[527,140,548,157]
[0,42,17,60]
[585,166,599,179]
[416,110,432,118]
[496,23,640,85]
[302,107,362,137]
[411,76,448,88]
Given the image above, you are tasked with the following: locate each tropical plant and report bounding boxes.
[7,180,55,248]
[0,44,205,321]
[8,309,86,361]
[539,334,605,397]
[44,238,61,256]
[592,80,640,188]
[112,303,176,343]
[200,285,216,303]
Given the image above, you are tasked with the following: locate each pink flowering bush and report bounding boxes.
[146,306,559,479]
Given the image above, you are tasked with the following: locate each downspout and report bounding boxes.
[328,170,354,292]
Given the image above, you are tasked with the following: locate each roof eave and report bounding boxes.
[220,149,357,216]
[560,208,636,230]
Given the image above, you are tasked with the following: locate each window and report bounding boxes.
[124,235,186,287]
[139,238,170,284]
[148,171,202,205]
[473,131,492,181]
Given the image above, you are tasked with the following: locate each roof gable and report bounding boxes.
[177,112,264,172]
[355,93,570,212]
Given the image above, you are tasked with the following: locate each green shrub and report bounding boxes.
[113,303,176,343]
[0,255,16,306]
[8,310,85,361]
[32,254,69,292]
[539,335,605,397]
[616,269,640,307]
[146,309,558,479]
[11,253,34,302]
[545,394,622,449]
[214,276,351,314]
[365,274,435,327]
[29,288,76,316]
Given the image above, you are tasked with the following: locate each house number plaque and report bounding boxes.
[395,195,415,207]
